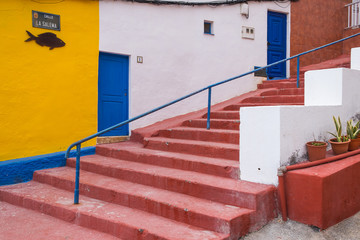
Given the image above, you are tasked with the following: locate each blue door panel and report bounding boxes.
[267,11,287,79]
[100,101,127,134]
[98,52,129,136]
[267,50,286,76]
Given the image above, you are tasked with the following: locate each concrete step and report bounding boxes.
[241,95,304,104]
[257,81,304,89]
[0,182,228,240]
[338,62,350,68]
[33,167,255,238]
[223,102,303,110]
[262,79,301,83]
[0,201,119,240]
[65,155,276,213]
[143,137,239,160]
[96,142,240,179]
[157,127,239,144]
[203,110,240,120]
[300,54,350,73]
[260,88,304,96]
[182,119,240,130]
[287,77,305,82]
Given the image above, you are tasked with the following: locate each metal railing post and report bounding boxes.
[74,144,81,204]
[207,87,212,130]
[297,56,300,88]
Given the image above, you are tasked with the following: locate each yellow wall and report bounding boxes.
[0,0,99,161]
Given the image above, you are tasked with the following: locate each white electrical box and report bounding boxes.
[240,3,249,17]
[242,26,255,40]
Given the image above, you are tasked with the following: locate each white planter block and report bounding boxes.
[240,106,281,185]
[305,68,343,106]
[351,47,360,70]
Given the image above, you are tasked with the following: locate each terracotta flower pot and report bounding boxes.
[306,141,328,161]
[349,138,360,151]
[329,138,350,155]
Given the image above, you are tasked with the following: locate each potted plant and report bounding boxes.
[347,119,360,151]
[328,116,350,155]
[306,139,328,161]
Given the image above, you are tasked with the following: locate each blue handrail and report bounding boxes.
[66,32,360,204]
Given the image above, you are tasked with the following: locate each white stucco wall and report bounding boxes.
[99,0,291,130]
[240,62,360,185]
[351,47,360,70]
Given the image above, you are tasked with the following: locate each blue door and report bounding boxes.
[267,11,287,79]
[98,52,129,136]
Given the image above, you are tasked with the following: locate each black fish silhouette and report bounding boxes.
[25,30,65,50]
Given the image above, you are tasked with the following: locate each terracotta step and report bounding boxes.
[0,201,119,240]
[287,77,305,82]
[223,102,303,110]
[262,79,300,83]
[300,54,350,73]
[341,62,350,68]
[241,95,304,104]
[96,142,240,179]
[260,88,304,96]
[0,182,228,240]
[203,110,240,120]
[33,167,254,237]
[182,119,239,130]
[157,127,239,144]
[143,137,239,160]
[65,155,276,213]
[257,81,304,89]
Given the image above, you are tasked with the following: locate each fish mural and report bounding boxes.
[25,30,65,50]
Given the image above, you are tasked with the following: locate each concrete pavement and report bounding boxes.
[242,211,360,240]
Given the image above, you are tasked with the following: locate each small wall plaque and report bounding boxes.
[254,66,267,77]
[32,10,60,31]
[137,56,143,63]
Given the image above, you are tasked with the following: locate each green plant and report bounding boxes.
[328,116,349,142]
[310,142,326,146]
[310,134,326,146]
[347,119,360,139]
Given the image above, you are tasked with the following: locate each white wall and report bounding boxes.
[100,0,290,130]
[240,106,282,184]
[240,59,360,185]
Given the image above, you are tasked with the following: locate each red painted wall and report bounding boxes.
[290,0,360,75]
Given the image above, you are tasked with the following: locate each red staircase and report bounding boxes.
[0,55,350,239]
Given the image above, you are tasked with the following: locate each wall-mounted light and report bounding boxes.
[240,3,249,19]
